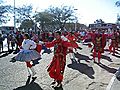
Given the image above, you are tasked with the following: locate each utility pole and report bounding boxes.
[74,9,78,31]
[14,0,16,33]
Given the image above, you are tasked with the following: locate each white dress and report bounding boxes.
[14,39,41,62]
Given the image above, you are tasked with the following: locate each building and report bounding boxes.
[89,23,117,30]
[65,23,87,31]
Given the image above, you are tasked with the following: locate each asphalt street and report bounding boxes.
[0,41,120,90]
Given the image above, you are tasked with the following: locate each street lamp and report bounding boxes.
[14,0,16,32]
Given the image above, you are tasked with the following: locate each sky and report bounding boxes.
[3,0,120,26]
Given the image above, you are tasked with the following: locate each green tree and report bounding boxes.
[115,1,120,23]
[15,5,33,24]
[15,5,44,32]
[34,11,55,31]
[14,5,39,32]
[116,1,120,7]
[46,5,75,30]
[0,0,11,24]
[19,19,33,31]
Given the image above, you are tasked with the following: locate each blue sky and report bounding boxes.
[4,0,120,26]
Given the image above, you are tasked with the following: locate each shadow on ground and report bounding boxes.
[96,63,117,74]
[67,59,95,79]
[101,55,112,62]
[13,82,43,90]
[13,76,43,90]
[74,52,92,63]
[77,47,82,50]
[0,50,13,58]
[42,48,52,55]
[90,54,112,62]
[53,86,63,90]
[112,53,120,58]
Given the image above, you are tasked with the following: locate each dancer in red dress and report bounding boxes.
[109,30,118,55]
[45,31,76,87]
[92,30,106,63]
[66,32,78,59]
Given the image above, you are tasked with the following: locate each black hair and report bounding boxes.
[24,33,30,39]
[55,31,61,35]
[70,31,74,34]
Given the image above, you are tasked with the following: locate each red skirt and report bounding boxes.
[47,55,66,81]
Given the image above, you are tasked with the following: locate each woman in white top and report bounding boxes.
[14,33,41,79]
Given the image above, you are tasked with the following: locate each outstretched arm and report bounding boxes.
[45,41,55,48]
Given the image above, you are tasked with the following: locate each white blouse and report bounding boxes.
[22,39,36,50]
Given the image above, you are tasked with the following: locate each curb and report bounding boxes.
[106,75,116,90]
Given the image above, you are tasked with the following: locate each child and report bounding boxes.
[12,33,41,79]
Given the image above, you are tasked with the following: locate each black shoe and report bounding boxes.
[50,81,56,85]
[32,63,36,66]
[10,57,16,63]
[28,75,31,78]
[26,75,31,85]
[56,83,62,88]
[32,76,37,80]
[32,60,39,66]
[50,80,57,88]
[30,77,37,84]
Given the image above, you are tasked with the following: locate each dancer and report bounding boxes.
[92,30,106,63]
[12,33,41,79]
[44,31,76,87]
[109,30,117,55]
[66,32,78,59]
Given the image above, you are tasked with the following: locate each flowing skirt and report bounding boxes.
[47,54,66,81]
[14,49,41,62]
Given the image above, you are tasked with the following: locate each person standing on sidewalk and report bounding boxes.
[11,33,41,79]
[44,31,76,87]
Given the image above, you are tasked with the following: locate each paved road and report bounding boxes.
[106,68,120,90]
[0,42,120,90]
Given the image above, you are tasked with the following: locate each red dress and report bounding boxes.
[92,33,106,63]
[66,34,78,53]
[93,33,106,53]
[45,39,73,81]
[66,34,78,48]
[109,33,117,54]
